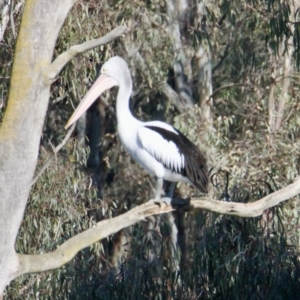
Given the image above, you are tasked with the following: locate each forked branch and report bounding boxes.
[47,25,128,80]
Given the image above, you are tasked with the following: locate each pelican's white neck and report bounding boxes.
[116,76,140,127]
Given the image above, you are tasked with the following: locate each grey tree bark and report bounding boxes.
[268,0,298,133]
[0,0,77,293]
[0,0,127,294]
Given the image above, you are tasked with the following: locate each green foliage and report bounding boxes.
[183,213,300,299]
[3,0,300,298]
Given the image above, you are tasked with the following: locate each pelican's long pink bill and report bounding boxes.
[65,74,118,129]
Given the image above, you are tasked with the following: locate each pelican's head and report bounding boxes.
[101,56,131,86]
[65,56,130,129]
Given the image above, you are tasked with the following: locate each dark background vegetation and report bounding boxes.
[1,0,300,298]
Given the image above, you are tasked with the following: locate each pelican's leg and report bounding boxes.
[167,182,175,199]
[160,182,175,205]
[148,178,172,205]
[155,177,164,200]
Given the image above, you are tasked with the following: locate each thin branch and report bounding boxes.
[47,25,128,80]
[208,82,262,101]
[18,176,300,277]
[31,123,75,185]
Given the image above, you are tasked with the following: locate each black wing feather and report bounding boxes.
[145,126,208,193]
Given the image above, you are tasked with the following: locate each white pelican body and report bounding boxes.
[66,56,208,203]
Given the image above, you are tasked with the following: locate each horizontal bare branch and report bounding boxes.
[17,176,300,278]
[192,177,300,217]
[47,25,128,80]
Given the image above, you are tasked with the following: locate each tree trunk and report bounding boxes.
[268,1,297,133]
[196,2,213,129]
[0,0,76,294]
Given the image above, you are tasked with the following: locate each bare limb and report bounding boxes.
[31,123,75,185]
[47,25,128,80]
[17,176,300,278]
[161,82,192,113]
[192,176,300,217]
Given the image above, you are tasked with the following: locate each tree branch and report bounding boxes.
[209,82,263,101]
[31,123,75,186]
[161,82,191,113]
[17,176,300,278]
[47,25,128,80]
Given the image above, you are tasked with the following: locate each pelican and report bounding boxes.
[65,56,208,204]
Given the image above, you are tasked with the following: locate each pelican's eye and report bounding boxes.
[102,67,106,73]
